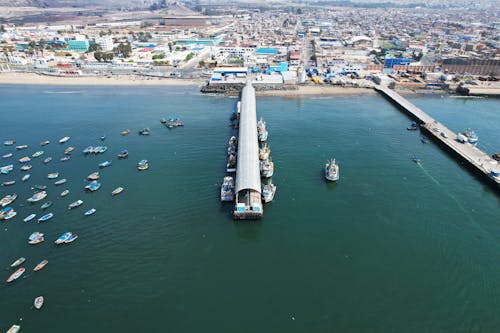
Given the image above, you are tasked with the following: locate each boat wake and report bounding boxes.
[44,91,84,94]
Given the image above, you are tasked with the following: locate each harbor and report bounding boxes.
[375,85,500,193]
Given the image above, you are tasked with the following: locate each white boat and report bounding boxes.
[38,212,54,223]
[47,172,59,179]
[111,187,124,196]
[27,191,47,203]
[84,208,96,216]
[34,296,44,310]
[11,257,26,267]
[33,259,48,271]
[55,232,72,244]
[59,136,70,144]
[1,194,17,207]
[6,267,25,283]
[22,174,31,182]
[6,325,21,333]
[43,157,52,164]
[325,158,339,181]
[220,176,235,202]
[260,158,274,178]
[262,182,276,203]
[3,210,17,220]
[24,214,36,222]
[16,144,28,150]
[4,140,15,146]
[40,140,50,146]
[20,164,32,171]
[2,153,13,158]
[60,189,70,197]
[68,199,83,209]
[54,178,67,186]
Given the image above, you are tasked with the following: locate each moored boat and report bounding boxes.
[3,210,17,220]
[60,156,70,162]
[6,267,25,283]
[111,187,124,196]
[43,157,52,164]
[87,172,99,180]
[32,151,44,158]
[220,176,235,202]
[64,146,75,155]
[21,174,30,182]
[11,257,26,267]
[84,208,96,216]
[59,136,70,144]
[34,184,47,190]
[19,156,31,163]
[1,194,17,207]
[260,158,274,178]
[257,117,268,142]
[325,158,339,181]
[137,159,149,170]
[20,164,32,171]
[2,153,13,158]
[65,233,78,243]
[100,135,106,141]
[40,140,50,146]
[28,232,44,245]
[1,164,14,174]
[139,128,151,136]
[6,325,21,333]
[465,128,478,144]
[117,149,129,159]
[259,143,270,160]
[2,180,16,186]
[24,214,36,222]
[38,212,54,222]
[4,140,15,146]
[54,178,67,186]
[33,259,48,271]
[60,189,70,197]
[120,129,130,136]
[16,144,28,150]
[47,172,59,179]
[262,182,276,203]
[68,199,83,209]
[85,181,101,192]
[98,161,111,168]
[55,232,72,244]
[34,296,44,310]
[40,201,53,209]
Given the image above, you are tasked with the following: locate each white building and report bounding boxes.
[94,36,114,51]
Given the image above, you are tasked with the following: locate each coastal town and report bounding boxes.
[0,1,499,95]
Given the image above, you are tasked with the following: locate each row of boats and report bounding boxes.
[3,136,69,148]
[160,116,185,128]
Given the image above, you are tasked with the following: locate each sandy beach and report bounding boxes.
[0,72,203,86]
[256,85,376,97]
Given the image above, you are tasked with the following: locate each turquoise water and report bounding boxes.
[0,86,499,332]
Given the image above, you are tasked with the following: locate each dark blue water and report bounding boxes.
[0,85,499,332]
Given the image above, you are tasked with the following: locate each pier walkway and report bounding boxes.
[234,82,263,219]
[375,85,500,192]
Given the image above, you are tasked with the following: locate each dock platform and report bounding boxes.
[375,85,500,192]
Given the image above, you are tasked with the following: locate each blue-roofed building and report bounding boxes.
[384,57,412,68]
[66,40,89,52]
[256,48,278,55]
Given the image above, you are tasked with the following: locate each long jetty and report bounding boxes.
[234,82,263,219]
[375,85,500,193]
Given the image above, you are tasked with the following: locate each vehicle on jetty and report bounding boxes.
[262,181,276,203]
[28,232,44,245]
[59,136,70,144]
[457,133,468,143]
[27,191,47,203]
[441,131,448,139]
[68,200,83,209]
[38,212,54,222]
[220,176,235,202]
[465,128,478,144]
[325,159,339,181]
[260,158,274,178]
[137,159,149,171]
[111,187,124,196]
[492,153,500,162]
[6,267,25,283]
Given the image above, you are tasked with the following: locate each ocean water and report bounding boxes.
[0,85,499,333]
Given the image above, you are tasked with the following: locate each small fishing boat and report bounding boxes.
[117,150,129,159]
[220,176,235,202]
[139,128,151,136]
[160,118,167,124]
[98,161,111,168]
[65,233,78,243]
[406,122,418,131]
[262,182,276,203]
[3,210,17,220]
[6,325,21,333]
[59,136,70,144]
[137,159,149,170]
[2,180,16,186]
[111,187,124,196]
[68,199,83,209]
[11,257,26,267]
[226,154,237,173]
[24,214,36,222]
[120,129,130,136]
[6,267,25,283]
[60,156,71,162]
[20,164,32,171]
[64,146,75,155]
[85,181,101,192]
[55,232,72,244]
[33,185,47,190]
[1,164,14,174]
[60,189,69,197]
[38,212,54,222]
[84,208,96,216]
[98,146,107,154]
[34,296,44,310]
[16,144,28,150]
[28,232,44,245]
[32,151,44,158]
[2,153,13,158]
[259,143,270,161]
[325,158,339,181]
[260,158,274,178]
[33,259,48,271]
[4,140,15,146]
[19,156,31,163]
[21,174,30,182]
[40,140,50,146]
[40,201,53,209]
[47,172,59,179]
[43,157,52,164]
[54,178,67,186]
[1,194,17,207]
[100,135,106,141]
[87,172,99,180]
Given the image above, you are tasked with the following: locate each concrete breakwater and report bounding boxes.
[201,82,298,95]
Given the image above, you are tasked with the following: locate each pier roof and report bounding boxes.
[235,82,261,194]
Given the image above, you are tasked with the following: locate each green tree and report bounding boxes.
[94,51,104,62]
[103,52,114,62]
[88,43,102,53]
[168,42,173,53]
[38,38,46,56]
